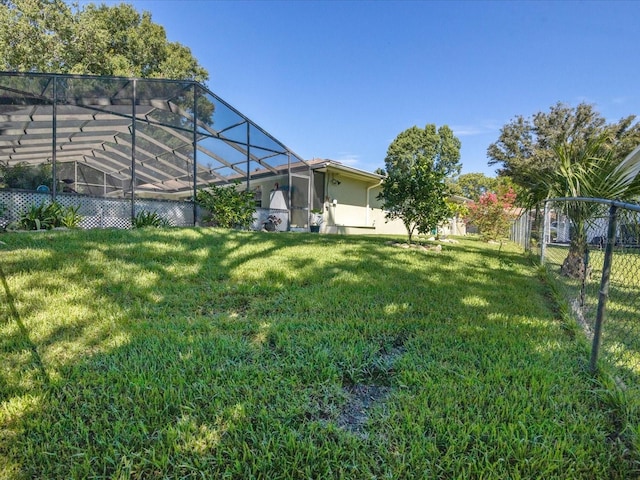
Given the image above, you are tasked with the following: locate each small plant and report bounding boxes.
[263,214,282,232]
[19,204,47,230]
[60,205,83,229]
[17,202,83,230]
[310,208,324,226]
[133,210,171,228]
[18,202,60,230]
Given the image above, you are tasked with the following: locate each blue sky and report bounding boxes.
[95,0,640,177]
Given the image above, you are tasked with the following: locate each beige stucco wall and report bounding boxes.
[249,167,465,236]
[323,179,466,237]
[322,176,408,235]
[323,173,368,228]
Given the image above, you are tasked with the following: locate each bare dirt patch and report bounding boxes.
[337,384,390,439]
[336,345,406,438]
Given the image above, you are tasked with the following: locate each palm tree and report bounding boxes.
[544,133,640,278]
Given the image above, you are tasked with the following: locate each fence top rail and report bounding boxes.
[545,197,640,213]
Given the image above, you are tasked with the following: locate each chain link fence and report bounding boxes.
[512,198,640,385]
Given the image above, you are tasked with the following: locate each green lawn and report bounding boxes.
[544,244,640,385]
[0,229,637,478]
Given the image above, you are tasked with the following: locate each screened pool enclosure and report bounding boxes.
[0,72,314,230]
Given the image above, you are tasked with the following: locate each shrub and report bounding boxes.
[466,188,517,241]
[60,205,83,228]
[17,202,83,230]
[133,210,171,228]
[196,182,256,229]
[0,162,52,190]
[19,203,54,230]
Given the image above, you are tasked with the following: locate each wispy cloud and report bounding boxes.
[451,122,500,137]
[335,152,361,166]
[611,96,630,106]
[451,126,484,137]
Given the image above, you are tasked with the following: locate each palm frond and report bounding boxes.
[603,143,640,198]
[546,132,640,201]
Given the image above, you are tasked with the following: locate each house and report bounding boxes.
[306,159,390,235]
[0,73,468,235]
[247,158,468,237]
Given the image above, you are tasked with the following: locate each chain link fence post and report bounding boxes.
[589,204,618,373]
[541,201,549,264]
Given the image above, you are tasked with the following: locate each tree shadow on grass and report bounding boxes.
[0,230,631,478]
[0,260,49,398]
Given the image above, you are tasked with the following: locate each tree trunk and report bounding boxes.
[406,222,415,245]
[561,246,586,278]
[561,224,587,279]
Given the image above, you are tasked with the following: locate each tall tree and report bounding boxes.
[379,124,461,243]
[487,102,640,206]
[0,0,208,82]
[450,172,497,201]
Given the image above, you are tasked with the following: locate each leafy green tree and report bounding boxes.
[487,102,640,206]
[196,183,256,229]
[450,173,497,201]
[0,0,208,82]
[0,1,215,192]
[379,124,461,243]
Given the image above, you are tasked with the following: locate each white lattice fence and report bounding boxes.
[0,190,195,229]
[134,199,194,227]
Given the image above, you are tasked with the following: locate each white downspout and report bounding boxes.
[366,180,382,226]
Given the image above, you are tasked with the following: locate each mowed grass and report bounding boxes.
[544,244,640,384]
[0,229,636,478]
